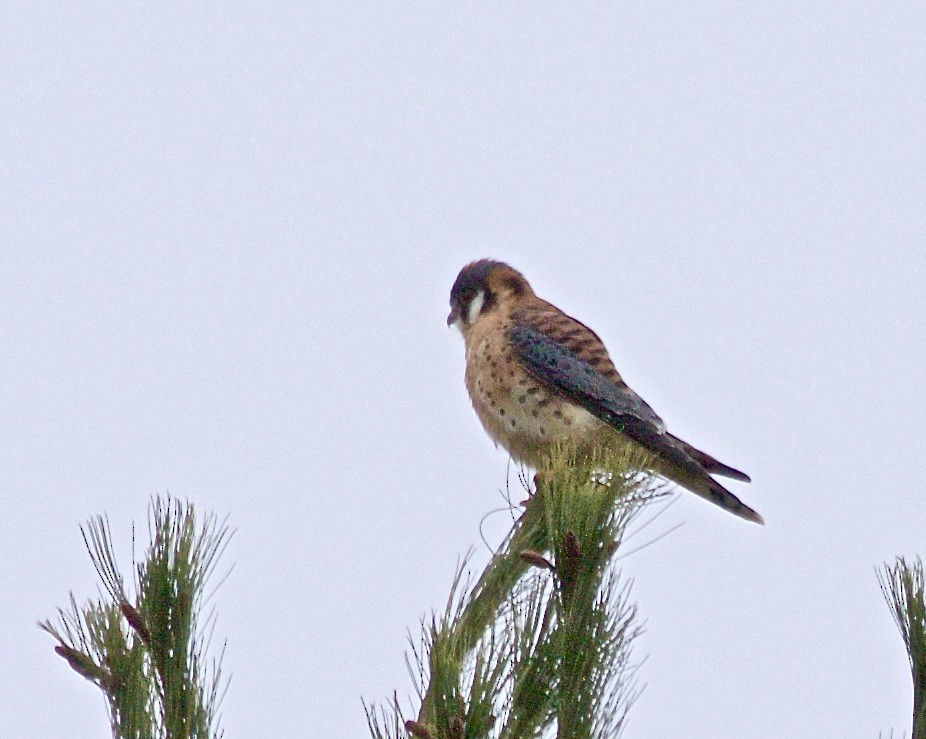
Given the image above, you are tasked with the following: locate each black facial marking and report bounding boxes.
[449,260,507,320]
[450,260,497,303]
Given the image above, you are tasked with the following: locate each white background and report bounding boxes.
[2,4,925,737]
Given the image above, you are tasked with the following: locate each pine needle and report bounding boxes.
[40,495,232,739]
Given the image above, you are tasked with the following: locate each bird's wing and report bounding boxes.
[508,322,667,435]
[509,322,730,487]
[666,433,752,482]
[509,321,762,524]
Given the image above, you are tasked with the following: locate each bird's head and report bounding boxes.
[447,259,533,332]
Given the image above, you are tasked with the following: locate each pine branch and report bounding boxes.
[880,557,926,739]
[367,443,663,738]
[40,496,232,739]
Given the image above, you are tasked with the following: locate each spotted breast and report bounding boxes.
[462,305,604,466]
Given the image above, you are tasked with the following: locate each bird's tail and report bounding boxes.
[611,420,762,524]
[667,433,751,482]
[654,456,764,525]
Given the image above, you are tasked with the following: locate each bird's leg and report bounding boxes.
[525,469,551,506]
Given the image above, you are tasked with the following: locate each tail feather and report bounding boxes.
[691,472,763,525]
[610,418,761,524]
[626,431,762,524]
[653,455,763,524]
[667,433,751,482]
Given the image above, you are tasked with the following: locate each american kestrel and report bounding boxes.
[447,259,762,524]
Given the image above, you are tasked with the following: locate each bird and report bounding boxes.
[447,259,762,524]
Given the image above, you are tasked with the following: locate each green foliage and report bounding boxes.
[880,557,926,739]
[367,444,664,738]
[40,496,231,739]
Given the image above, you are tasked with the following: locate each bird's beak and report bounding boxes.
[447,307,459,327]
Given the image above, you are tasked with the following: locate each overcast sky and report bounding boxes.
[2,4,925,737]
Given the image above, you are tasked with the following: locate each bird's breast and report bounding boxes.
[462,317,601,467]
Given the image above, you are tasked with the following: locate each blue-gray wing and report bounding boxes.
[508,322,760,522]
[509,323,721,477]
[508,323,666,436]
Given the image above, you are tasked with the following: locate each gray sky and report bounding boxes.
[2,3,925,737]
